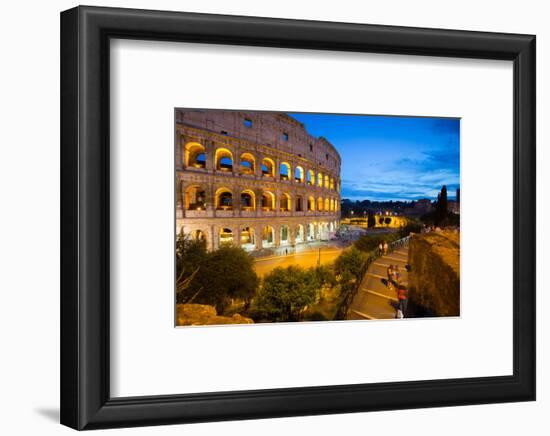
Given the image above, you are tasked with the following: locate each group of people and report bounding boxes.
[386,264,408,319]
[378,241,389,256]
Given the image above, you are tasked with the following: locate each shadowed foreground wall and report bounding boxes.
[408,231,460,316]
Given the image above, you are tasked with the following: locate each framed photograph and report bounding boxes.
[60,6,536,430]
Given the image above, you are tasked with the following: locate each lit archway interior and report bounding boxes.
[215,188,233,210]
[239,152,255,175]
[185,142,206,168]
[215,148,233,171]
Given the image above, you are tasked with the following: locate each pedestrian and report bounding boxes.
[397,285,408,318]
[378,242,383,256]
[387,264,394,289]
[383,240,389,255]
[394,265,401,285]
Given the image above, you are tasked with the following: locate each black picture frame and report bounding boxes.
[60,5,536,430]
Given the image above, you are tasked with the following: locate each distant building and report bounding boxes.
[448,200,460,214]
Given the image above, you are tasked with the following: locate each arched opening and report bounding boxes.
[262,226,274,248]
[280,162,291,181]
[306,169,314,185]
[308,196,315,212]
[295,195,303,212]
[317,172,323,187]
[324,198,330,211]
[307,223,316,241]
[219,228,233,245]
[280,225,290,245]
[215,148,233,172]
[239,152,255,175]
[330,177,335,190]
[184,142,206,169]
[261,158,275,177]
[280,193,291,211]
[191,229,206,241]
[324,174,330,189]
[240,226,255,250]
[294,166,304,183]
[240,190,255,211]
[184,185,206,210]
[296,225,304,243]
[261,191,275,211]
[317,197,324,211]
[215,188,233,210]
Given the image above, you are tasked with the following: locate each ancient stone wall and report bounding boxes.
[175,110,341,251]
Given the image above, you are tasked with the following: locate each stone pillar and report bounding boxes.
[210,225,217,251]
[175,134,184,170]
[274,224,281,248]
[255,226,263,250]
[176,179,184,219]
[205,140,215,173]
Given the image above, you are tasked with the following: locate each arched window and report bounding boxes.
[296,225,304,242]
[317,172,323,187]
[239,153,255,175]
[294,166,304,183]
[308,196,315,212]
[184,185,206,210]
[295,195,303,212]
[261,191,275,211]
[306,169,314,185]
[317,197,324,211]
[184,142,206,168]
[261,158,275,177]
[324,174,330,189]
[240,190,255,210]
[240,227,255,246]
[280,162,291,181]
[191,229,206,241]
[215,188,233,210]
[280,225,289,244]
[262,226,274,247]
[215,148,234,171]
[280,193,291,211]
[219,228,233,245]
[330,178,335,190]
[324,198,330,211]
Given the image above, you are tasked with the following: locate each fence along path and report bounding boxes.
[346,239,409,320]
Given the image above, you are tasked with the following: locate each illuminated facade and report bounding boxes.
[175,110,341,251]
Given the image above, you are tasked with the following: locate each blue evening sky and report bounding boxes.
[288,113,460,202]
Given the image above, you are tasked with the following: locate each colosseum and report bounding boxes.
[175,109,341,253]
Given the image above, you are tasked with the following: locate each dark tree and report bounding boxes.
[367,210,376,228]
[256,266,320,322]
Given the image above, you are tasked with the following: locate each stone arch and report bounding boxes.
[261,157,275,177]
[215,187,233,210]
[191,228,207,242]
[306,169,315,185]
[219,227,234,246]
[262,226,275,248]
[324,174,330,189]
[317,172,323,187]
[261,191,276,211]
[308,196,315,211]
[240,189,256,210]
[294,165,305,183]
[184,142,206,168]
[317,197,324,211]
[184,184,206,210]
[280,192,291,211]
[296,224,305,243]
[215,147,234,171]
[295,194,303,212]
[280,161,291,181]
[324,198,330,211]
[239,152,255,175]
[330,177,335,190]
[240,226,255,250]
[280,224,290,245]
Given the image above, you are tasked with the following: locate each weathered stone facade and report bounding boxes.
[175,110,341,251]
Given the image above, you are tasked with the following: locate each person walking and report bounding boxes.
[397,285,408,318]
[394,265,401,285]
[378,242,383,257]
[383,240,389,255]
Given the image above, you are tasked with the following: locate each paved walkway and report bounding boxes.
[346,245,409,320]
